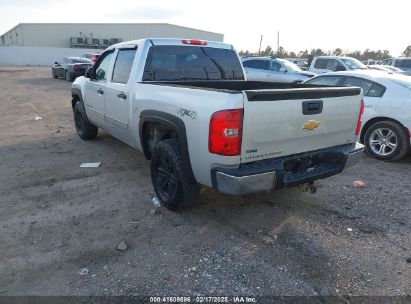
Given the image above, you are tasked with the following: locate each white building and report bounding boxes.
[0,23,224,48]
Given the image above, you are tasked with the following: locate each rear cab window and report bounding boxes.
[143,46,244,81]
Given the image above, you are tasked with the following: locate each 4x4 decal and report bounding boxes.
[177,108,197,119]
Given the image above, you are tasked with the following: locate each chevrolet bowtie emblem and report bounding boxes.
[302,120,320,130]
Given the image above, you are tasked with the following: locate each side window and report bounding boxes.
[243,59,269,70]
[326,59,345,71]
[314,58,327,69]
[368,83,386,97]
[394,59,411,68]
[269,61,281,71]
[306,76,342,86]
[112,49,137,84]
[342,77,381,96]
[243,60,255,68]
[94,51,114,81]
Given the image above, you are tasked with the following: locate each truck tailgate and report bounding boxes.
[241,87,362,164]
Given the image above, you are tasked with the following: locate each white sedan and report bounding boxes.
[305,70,411,161]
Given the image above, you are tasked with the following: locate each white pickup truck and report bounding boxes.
[71,38,365,210]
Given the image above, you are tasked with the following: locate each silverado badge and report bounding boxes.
[302,120,320,131]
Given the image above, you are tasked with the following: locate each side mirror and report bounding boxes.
[279,67,287,73]
[85,67,95,79]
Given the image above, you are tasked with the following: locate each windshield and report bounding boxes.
[341,58,366,70]
[143,46,245,81]
[279,59,302,72]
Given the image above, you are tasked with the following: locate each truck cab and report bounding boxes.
[309,56,367,74]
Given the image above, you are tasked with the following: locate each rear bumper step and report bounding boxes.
[212,143,364,195]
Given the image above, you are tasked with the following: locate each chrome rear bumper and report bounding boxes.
[212,143,364,195]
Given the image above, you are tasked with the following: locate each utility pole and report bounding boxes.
[259,35,263,54]
[277,31,280,52]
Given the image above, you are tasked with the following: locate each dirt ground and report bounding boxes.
[0,67,410,299]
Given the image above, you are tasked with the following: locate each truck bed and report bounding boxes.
[142,80,363,165]
[141,80,361,96]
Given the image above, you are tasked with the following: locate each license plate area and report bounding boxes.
[283,152,344,173]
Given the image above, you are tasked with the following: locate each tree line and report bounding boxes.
[239,45,411,60]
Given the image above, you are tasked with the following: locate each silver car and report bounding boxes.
[242,56,316,83]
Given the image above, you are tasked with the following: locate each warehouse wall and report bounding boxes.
[0,24,24,46]
[0,23,224,48]
[0,46,99,65]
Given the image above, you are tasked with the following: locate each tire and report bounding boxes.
[66,70,74,82]
[73,101,98,140]
[364,120,409,161]
[52,69,57,79]
[150,139,200,211]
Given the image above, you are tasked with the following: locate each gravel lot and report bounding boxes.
[0,67,410,299]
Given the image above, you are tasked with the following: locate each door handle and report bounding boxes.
[97,89,104,95]
[117,92,127,99]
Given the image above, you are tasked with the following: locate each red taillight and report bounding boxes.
[355,99,365,136]
[182,39,207,45]
[209,109,243,156]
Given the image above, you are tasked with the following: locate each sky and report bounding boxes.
[0,0,409,56]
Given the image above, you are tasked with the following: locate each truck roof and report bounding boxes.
[313,55,356,60]
[108,38,233,50]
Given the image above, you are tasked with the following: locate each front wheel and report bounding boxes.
[364,120,409,161]
[151,139,200,211]
[73,101,98,140]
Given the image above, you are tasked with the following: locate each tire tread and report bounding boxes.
[151,139,200,210]
[74,101,98,140]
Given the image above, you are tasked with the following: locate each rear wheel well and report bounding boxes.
[142,121,178,159]
[360,117,408,143]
